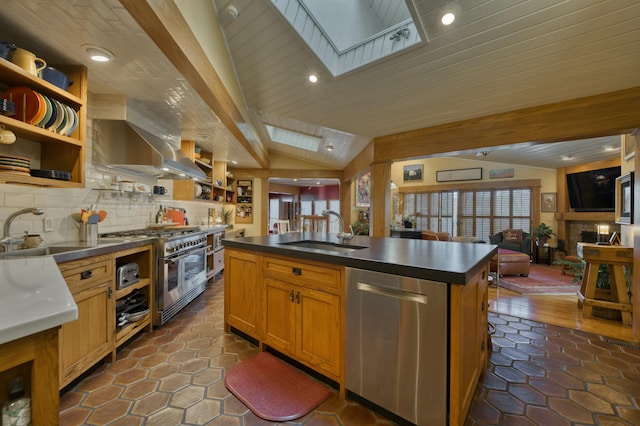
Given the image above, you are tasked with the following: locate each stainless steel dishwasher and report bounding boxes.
[345,267,448,425]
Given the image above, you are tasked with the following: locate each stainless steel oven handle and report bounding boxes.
[356,281,428,304]
[163,245,207,264]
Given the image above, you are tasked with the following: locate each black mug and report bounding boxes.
[153,186,167,195]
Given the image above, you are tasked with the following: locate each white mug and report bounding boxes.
[0,125,16,144]
[25,234,43,248]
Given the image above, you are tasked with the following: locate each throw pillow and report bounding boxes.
[502,229,523,243]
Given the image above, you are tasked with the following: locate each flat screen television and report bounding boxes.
[566,166,620,212]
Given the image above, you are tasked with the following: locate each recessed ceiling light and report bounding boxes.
[562,155,575,161]
[225,5,239,19]
[603,145,619,152]
[326,144,334,151]
[441,12,456,25]
[231,160,238,165]
[316,181,321,185]
[84,45,114,62]
[293,178,298,182]
[308,74,318,83]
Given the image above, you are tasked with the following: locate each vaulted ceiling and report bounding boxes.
[0,0,638,171]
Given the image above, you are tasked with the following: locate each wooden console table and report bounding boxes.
[577,243,633,326]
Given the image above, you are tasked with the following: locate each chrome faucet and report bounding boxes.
[322,210,354,240]
[0,207,45,252]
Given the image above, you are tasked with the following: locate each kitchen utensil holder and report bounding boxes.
[79,223,98,244]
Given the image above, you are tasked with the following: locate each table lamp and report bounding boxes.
[596,224,610,245]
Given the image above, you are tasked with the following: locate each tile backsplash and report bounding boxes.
[0,112,228,245]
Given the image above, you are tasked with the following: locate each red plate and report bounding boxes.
[2,86,41,123]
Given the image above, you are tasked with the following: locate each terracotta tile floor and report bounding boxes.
[59,277,640,425]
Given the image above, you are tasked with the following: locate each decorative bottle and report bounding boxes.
[2,377,31,426]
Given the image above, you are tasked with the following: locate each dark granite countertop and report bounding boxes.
[222,233,498,284]
[0,237,157,263]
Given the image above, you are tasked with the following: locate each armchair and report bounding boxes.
[489,229,532,256]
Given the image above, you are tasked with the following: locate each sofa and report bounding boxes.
[489,229,532,256]
[421,231,452,241]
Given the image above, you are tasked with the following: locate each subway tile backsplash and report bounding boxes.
[0,115,220,245]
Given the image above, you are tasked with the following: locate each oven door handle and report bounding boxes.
[163,246,207,264]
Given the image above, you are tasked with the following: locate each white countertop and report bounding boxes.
[0,256,78,345]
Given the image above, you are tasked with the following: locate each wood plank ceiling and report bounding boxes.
[214,0,640,168]
[0,0,638,170]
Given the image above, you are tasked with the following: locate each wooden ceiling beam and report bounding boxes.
[374,86,640,163]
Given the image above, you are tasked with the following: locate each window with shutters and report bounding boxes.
[402,187,531,241]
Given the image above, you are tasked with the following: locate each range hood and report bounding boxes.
[92,119,206,181]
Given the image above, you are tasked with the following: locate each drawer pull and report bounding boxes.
[292,267,302,276]
[80,270,93,280]
[289,289,294,302]
[481,301,485,311]
[295,291,301,304]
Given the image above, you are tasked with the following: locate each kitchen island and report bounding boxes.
[223,233,497,426]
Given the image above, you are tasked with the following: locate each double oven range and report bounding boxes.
[101,226,209,326]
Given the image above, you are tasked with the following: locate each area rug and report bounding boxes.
[497,264,580,295]
[224,351,332,421]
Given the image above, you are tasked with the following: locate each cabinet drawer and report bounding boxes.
[58,254,113,294]
[213,249,225,274]
[263,256,342,292]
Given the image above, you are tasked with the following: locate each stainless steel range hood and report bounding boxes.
[92,119,206,180]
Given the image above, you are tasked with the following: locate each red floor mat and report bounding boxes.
[224,351,332,421]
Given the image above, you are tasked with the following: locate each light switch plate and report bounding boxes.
[44,217,53,232]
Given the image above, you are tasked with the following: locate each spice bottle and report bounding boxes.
[2,377,31,426]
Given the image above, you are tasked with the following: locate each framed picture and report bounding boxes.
[403,164,423,182]
[489,168,514,179]
[436,167,482,182]
[356,172,370,207]
[541,192,557,212]
[615,172,633,224]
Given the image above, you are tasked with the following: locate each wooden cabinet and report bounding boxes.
[224,249,261,338]
[0,328,59,426]
[449,264,489,426]
[235,179,253,224]
[114,245,154,350]
[0,59,87,187]
[57,254,114,388]
[263,256,342,380]
[56,244,153,388]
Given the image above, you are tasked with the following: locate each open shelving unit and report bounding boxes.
[0,58,87,187]
[235,179,253,224]
[173,140,235,204]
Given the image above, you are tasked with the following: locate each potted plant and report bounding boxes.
[221,208,233,228]
[403,215,416,229]
[531,222,555,245]
[351,220,370,236]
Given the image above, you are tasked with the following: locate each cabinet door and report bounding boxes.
[263,278,296,355]
[59,281,114,388]
[297,286,341,379]
[224,249,261,338]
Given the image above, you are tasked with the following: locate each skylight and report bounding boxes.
[265,125,323,152]
[271,0,426,76]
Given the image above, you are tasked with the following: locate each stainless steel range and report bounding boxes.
[101,226,209,326]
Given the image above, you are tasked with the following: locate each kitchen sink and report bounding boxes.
[0,246,87,258]
[279,240,368,253]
